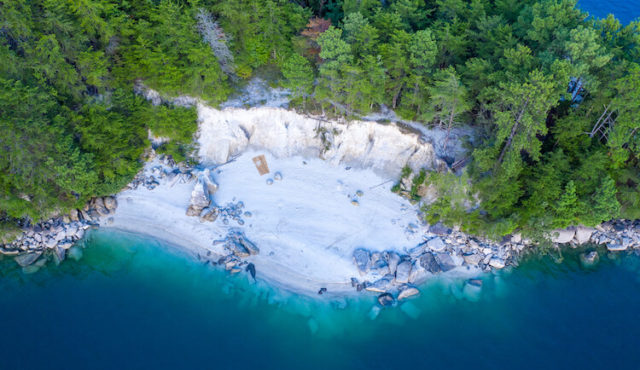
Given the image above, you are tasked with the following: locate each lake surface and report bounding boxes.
[579,0,639,24]
[1,230,640,370]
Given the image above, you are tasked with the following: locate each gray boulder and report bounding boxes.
[463,253,483,266]
[103,196,118,211]
[353,248,371,274]
[419,253,441,273]
[365,276,393,293]
[426,237,446,251]
[386,252,401,275]
[580,251,599,267]
[489,256,506,269]
[398,286,420,301]
[435,252,457,272]
[395,260,412,284]
[377,293,395,307]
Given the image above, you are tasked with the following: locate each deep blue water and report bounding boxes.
[1,230,640,370]
[579,0,640,24]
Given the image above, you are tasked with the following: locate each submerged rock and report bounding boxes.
[377,293,395,307]
[246,262,256,280]
[15,251,42,267]
[397,286,420,301]
[580,251,599,267]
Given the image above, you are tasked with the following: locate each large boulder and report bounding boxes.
[397,285,420,301]
[353,248,371,274]
[103,196,118,211]
[489,256,506,269]
[579,251,599,267]
[386,252,401,275]
[15,251,42,267]
[574,226,595,244]
[550,228,575,244]
[607,242,627,251]
[395,260,412,284]
[186,180,210,216]
[426,237,446,252]
[419,253,441,273]
[435,252,457,272]
[463,253,483,266]
[365,276,393,293]
[201,169,218,195]
[377,293,395,307]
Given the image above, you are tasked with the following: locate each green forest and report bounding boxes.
[1,0,639,240]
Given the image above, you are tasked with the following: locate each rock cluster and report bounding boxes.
[350,222,524,305]
[126,154,195,191]
[211,230,260,274]
[566,220,640,252]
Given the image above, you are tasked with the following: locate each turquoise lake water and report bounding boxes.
[2,230,640,370]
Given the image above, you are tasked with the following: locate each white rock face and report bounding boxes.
[551,228,576,244]
[197,106,442,178]
[574,226,595,244]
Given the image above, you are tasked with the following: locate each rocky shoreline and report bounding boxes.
[3,151,640,306]
[3,151,640,305]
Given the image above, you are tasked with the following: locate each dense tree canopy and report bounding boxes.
[1,0,639,240]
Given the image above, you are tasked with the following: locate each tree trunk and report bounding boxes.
[442,101,457,152]
[497,96,530,165]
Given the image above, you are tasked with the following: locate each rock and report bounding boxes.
[246,263,256,280]
[462,279,482,301]
[489,256,506,269]
[353,248,371,274]
[426,237,446,252]
[419,253,441,273]
[435,252,457,272]
[53,246,66,264]
[463,253,483,266]
[580,251,599,267]
[351,199,359,206]
[395,260,412,284]
[69,209,80,222]
[187,179,211,216]
[397,286,420,301]
[607,242,627,251]
[317,287,327,295]
[68,246,83,261]
[62,215,70,224]
[230,242,250,258]
[550,228,575,244]
[366,276,393,293]
[407,243,425,258]
[14,251,42,267]
[511,233,522,244]
[92,197,105,209]
[386,252,401,275]
[103,196,118,211]
[266,178,274,185]
[274,172,283,181]
[238,236,259,255]
[199,207,219,222]
[44,237,57,249]
[201,169,218,194]
[575,226,595,244]
[429,222,451,235]
[355,190,364,197]
[377,293,395,307]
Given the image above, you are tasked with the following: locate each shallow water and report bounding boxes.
[1,230,640,370]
